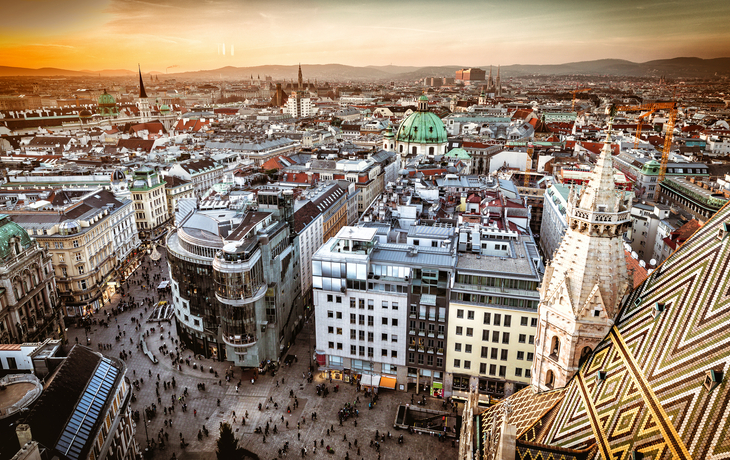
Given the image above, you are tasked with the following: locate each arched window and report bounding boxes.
[579,346,592,365]
[411,146,417,155]
[429,146,434,155]
[550,336,560,360]
[546,370,555,388]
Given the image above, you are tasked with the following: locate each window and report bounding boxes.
[551,336,560,359]
[359,330,365,341]
[350,298,356,308]
[336,328,342,335]
[499,366,506,377]
[368,347,374,358]
[368,332,374,342]
[500,349,508,361]
[519,334,526,343]
[492,331,499,342]
[491,348,498,360]
[520,316,528,326]
[465,344,472,353]
[456,326,463,335]
[515,368,523,377]
[489,364,496,376]
[527,352,534,361]
[368,299,374,310]
[494,314,501,326]
[454,359,461,368]
[517,351,524,360]
[525,369,531,378]
[502,332,510,344]
[392,318,398,326]
[436,357,443,367]
[359,346,365,356]
[482,330,489,341]
[481,346,489,358]
[350,314,356,324]
[328,311,334,318]
[504,315,511,327]
[328,326,334,334]
[529,335,535,345]
[409,353,415,364]
[351,345,357,355]
[382,333,388,341]
[351,330,356,340]
[336,296,342,303]
[336,312,342,319]
[466,327,473,337]
[329,342,335,349]
[382,349,388,357]
[483,312,491,324]
[359,299,365,309]
[464,361,471,370]
[480,363,487,374]
[327,294,333,302]
[391,350,397,358]
[382,317,388,325]
[531,318,538,327]
[454,343,462,352]
[382,301,388,309]
[78,266,85,275]
[418,354,424,365]
[467,310,475,320]
[392,302,398,310]
[457,309,464,319]
[359,315,365,325]
[391,335,398,343]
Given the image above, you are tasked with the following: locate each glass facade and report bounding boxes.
[213,259,264,300]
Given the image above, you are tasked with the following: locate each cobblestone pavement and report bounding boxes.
[64,248,457,460]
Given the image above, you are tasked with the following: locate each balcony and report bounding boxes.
[437,348,444,355]
[417,346,425,352]
[409,329,416,335]
[427,332,435,338]
[418,329,426,337]
[222,334,257,348]
[427,347,434,354]
[408,344,416,351]
[437,333,444,339]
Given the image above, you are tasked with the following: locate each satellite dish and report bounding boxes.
[639,260,646,268]
[631,251,638,259]
[649,258,657,266]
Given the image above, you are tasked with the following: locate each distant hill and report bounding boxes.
[1,57,729,80]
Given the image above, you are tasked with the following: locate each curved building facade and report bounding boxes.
[167,206,303,367]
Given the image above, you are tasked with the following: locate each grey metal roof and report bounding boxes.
[371,243,456,268]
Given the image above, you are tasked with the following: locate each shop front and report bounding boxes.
[431,382,443,398]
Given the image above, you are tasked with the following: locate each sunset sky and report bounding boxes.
[1,0,729,72]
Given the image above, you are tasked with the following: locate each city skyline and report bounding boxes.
[2,0,730,72]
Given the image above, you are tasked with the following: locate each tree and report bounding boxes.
[216,422,239,460]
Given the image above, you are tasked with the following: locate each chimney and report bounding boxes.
[16,424,32,447]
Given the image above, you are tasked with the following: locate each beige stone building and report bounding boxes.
[11,190,137,317]
[532,130,631,391]
[0,215,62,345]
[163,175,195,223]
[131,167,170,242]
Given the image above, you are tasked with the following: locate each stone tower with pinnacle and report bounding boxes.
[137,65,151,123]
[531,122,632,392]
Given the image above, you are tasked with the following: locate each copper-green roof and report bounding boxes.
[0,214,32,260]
[395,110,447,145]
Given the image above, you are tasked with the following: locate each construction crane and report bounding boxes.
[613,102,677,201]
[571,88,591,111]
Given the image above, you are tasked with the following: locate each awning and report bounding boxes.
[380,376,397,389]
[158,281,170,289]
[361,374,372,386]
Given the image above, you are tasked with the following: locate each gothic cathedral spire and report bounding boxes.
[531,120,632,392]
[298,63,303,91]
[137,64,151,123]
[138,64,148,98]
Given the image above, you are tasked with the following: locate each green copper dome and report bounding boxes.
[98,90,116,106]
[395,97,447,145]
[159,104,171,114]
[0,215,32,260]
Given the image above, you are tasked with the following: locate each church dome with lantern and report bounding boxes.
[97,89,119,117]
[394,95,447,159]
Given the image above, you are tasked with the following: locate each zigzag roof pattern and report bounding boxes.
[477,200,730,459]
